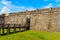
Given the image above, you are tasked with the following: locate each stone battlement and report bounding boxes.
[3,7,60,16]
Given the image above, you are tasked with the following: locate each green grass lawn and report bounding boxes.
[0,30,60,40]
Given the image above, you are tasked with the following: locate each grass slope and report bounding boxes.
[0,30,60,40]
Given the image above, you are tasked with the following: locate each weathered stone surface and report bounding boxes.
[0,7,60,31]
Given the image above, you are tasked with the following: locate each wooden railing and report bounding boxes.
[0,24,30,35]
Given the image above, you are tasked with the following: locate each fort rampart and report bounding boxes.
[1,7,60,32]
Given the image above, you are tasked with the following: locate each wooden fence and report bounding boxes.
[0,24,30,35]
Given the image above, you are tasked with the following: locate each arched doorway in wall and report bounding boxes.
[26,17,30,30]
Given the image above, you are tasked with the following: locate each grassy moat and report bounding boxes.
[0,30,60,40]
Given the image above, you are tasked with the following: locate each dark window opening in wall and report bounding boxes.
[26,17,30,30]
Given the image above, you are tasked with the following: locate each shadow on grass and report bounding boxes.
[0,30,29,36]
[30,32,46,40]
[37,35,46,40]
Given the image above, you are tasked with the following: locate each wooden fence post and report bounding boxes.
[0,27,1,35]
[14,24,16,33]
[2,24,4,35]
[0,24,1,35]
[19,24,21,31]
[7,24,10,34]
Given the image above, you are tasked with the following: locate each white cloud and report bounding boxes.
[56,0,60,2]
[44,0,60,2]
[18,6,36,11]
[2,0,11,5]
[43,3,60,8]
[43,3,53,8]
[26,7,36,11]
[0,6,11,15]
[58,5,60,6]
[0,0,36,14]
[0,0,11,14]
[1,6,10,13]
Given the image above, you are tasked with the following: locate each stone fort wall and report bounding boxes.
[2,7,60,31]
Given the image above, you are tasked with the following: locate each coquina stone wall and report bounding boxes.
[3,7,60,32]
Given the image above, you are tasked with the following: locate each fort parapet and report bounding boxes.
[0,7,60,32]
